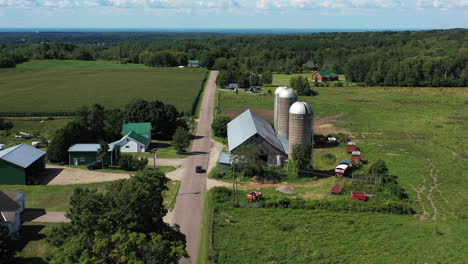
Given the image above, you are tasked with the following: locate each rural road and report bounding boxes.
[172,70,218,263]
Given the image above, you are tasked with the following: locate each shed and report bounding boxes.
[217,152,233,171]
[227,109,288,164]
[0,191,24,239]
[347,142,357,153]
[122,122,152,141]
[112,131,150,153]
[351,151,362,163]
[68,143,120,166]
[188,60,200,67]
[0,144,46,185]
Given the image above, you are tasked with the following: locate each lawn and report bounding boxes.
[0,117,72,148]
[0,60,207,115]
[11,222,59,264]
[211,208,467,264]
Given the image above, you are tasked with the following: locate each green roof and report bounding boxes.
[122,123,152,136]
[127,131,150,146]
[318,71,339,77]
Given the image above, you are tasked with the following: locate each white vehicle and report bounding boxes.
[32,141,41,148]
[0,144,5,150]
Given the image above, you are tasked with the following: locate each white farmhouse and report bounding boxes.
[112,131,150,153]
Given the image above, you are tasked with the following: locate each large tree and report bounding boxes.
[48,120,92,163]
[172,127,191,153]
[48,168,186,263]
[211,115,231,138]
[0,223,14,264]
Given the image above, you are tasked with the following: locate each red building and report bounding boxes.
[311,71,339,82]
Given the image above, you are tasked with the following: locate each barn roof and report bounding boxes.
[122,123,152,136]
[0,144,45,168]
[318,71,339,77]
[227,109,287,154]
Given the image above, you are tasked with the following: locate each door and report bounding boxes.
[74,158,79,165]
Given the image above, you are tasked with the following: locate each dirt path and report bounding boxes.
[44,165,131,185]
[172,71,218,263]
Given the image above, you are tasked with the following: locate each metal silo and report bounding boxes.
[288,101,313,160]
[277,88,297,138]
[274,86,288,133]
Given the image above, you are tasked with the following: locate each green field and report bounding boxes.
[211,208,467,264]
[211,83,468,262]
[0,60,207,115]
[17,60,146,70]
[12,222,59,264]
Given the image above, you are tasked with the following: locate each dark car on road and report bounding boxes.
[195,165,204,173]
[87,161,103,170]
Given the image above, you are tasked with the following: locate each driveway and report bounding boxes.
[172,70,218,263]
[22,209,70,223]
[43,165,131,185]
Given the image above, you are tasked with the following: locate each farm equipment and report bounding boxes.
[335,160,352,178]
[351,192,369,201]
[347,142,357,153]
[330,183,345,194]
[247,192,263,202]
[351,151,362,163]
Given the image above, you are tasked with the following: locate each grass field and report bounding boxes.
[210,82,468,262]
[12,222,59,264]
[211,208,467,264]
[0,60,207,115]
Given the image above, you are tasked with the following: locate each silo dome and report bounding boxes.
[289,102,313,115]
[275,86,288,95]
[276,88,297,138]
[279,88,297,99]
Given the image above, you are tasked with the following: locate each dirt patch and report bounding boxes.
[222,108,274,123]
[314,113,352,135]
[276,185,295,194]
[44,165,131,185]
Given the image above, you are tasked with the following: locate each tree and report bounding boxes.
[48,120,92,163]
[368,159,389,176]
[290,76,311,96]
[211,115,231,138]
[88,104,106,141]
[0,118,13,130]
[97,142,109,168]
[48,168,186,264]
[261,71,273,85]
[213,57,229,70]
[172,127,191,153]
[230,144,264,177]
[119,155,148,171]
[216,70,230,88]
[288,145,312,178]
[0,223,14,264]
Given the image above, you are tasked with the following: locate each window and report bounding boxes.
[79,157,85,162]
[126,146,130,148]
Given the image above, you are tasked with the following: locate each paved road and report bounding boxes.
[172,71,218,263]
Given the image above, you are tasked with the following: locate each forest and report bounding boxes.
[0,29,467,87]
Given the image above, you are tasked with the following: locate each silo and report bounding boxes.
[274,86,288,133]
[277,88,297,138]
[288,102,313,160]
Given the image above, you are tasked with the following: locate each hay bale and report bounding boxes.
[276,185,295,194]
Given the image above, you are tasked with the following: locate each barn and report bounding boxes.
[112,131,150,153]
[0,144,46,185]
[68,143,120,166]
[311,71,339,82]
[227,109,288,165]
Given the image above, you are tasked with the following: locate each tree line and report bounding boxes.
[0,29,467,86]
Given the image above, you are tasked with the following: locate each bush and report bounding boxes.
[0,118,13,130]
[336,82,344,87]
[212,187,233,203]
[212,115,231,138]
[119,155,148,171]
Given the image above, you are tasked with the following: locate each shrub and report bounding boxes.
[212,187,233,203]
[336,82,344,87]
[212,115,231,138]
[119,155,148,171]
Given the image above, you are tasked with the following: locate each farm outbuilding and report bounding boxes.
[0,191,24,238]
[227,109,288,165]
[68,143,120,166]
[0,144,46,185]
[217,152,233,171]
[311,71,339,82]
[188,60,200,67]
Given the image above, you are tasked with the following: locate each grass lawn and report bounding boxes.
[11,222,59,264]
[163,180,181,211]
[0,117,72,148]
[211,208,467,264]
[0,60,207,115]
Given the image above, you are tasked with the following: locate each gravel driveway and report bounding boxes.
[43,165,131,185]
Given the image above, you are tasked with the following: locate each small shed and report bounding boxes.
[0,144,46,185]
[347,142,357,153]
[217,152,232,171]
[188,60,200,67]
[0,191,24,239]
[68,143,120,166]
[351,151,361,163]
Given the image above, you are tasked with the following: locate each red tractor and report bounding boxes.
[247,192,263,202]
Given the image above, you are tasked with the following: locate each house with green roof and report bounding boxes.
[188,60,200,67]
[112,131,150,153]
[122,123,152,141]
[312,71,339,82]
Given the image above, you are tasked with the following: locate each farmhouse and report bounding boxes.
[225,83,239,89]
[0,191,24,239]
[112,131,150,153]
[227,109,288,165]
[68,143,120,166]
[188,60,200,67]
[311,71,339,82]
[122,122,152,141]
[0,144,46,185]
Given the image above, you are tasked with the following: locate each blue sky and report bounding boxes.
[0,0,467,29]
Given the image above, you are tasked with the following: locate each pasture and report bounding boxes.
[0,60,207,115]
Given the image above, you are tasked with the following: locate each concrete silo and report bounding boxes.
[288,101,313,160]
[277,88,297,138]
[274,86,288,133]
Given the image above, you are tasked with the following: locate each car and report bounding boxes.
[195,165,204,173]
[87,161,103,170]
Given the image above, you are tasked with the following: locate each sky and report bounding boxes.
[0,0,467,29]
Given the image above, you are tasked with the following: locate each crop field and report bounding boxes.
[212,84,468,262]
[0,60,207,115]
[211,208,467,264]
